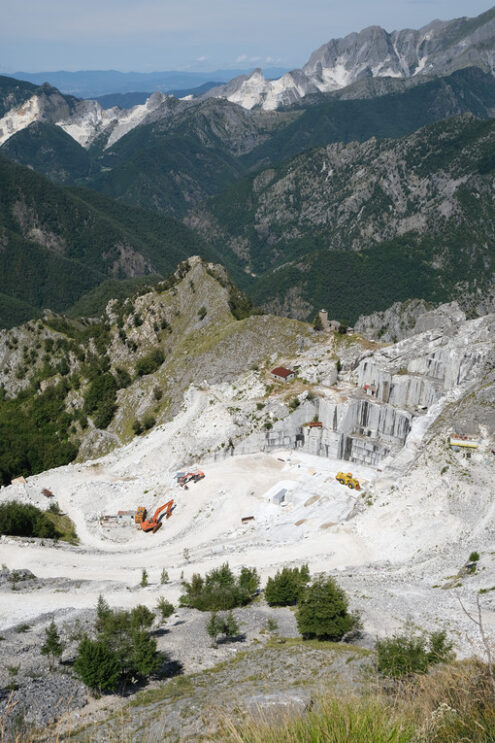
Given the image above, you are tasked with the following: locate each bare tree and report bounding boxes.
[457,592,495,697]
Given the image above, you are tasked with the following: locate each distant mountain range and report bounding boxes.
[1,6,495,327]
[10,68,292,98]
[94,83,222,110]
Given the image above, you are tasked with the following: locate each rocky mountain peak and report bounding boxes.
[204,6,495,110]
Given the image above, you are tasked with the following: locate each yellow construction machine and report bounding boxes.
[336,471,361,490]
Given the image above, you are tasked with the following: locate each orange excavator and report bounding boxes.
[178,470,205,487]
[135,500,175,533]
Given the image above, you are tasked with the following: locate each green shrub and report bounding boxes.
[47,501,62,515]
[313,313,323,331]
[469,551,480,563]
[376,629,454,678]
[206,610,240,643]
[114,367,132,389]
[156,597,174,621]
[41,620,64,669]
[75,601,162,693]
[73,637,121,693]
[83,372,117,429]
[180,563,259,611]
[93,399,117,429]
[0,501,58,539]
[265,565,310,606]
[132,419,143,435]
[296,576,360,641]
[142,414,156,430]
[135,349,165,376]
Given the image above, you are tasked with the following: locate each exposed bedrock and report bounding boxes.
[235,396,412,467]
[232,314,495,468]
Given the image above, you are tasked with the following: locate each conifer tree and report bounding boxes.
[41,620,64,669]
[74,636,121,694]
[156,596,174,621]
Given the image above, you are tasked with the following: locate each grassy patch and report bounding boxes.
[264,637,371,656]
[130,676,194,707]
[225,661,495,743]
[44,511,79,544]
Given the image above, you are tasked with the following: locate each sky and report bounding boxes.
[1,0,494,73]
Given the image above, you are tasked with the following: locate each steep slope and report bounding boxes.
[91,99,295,216]
[0,80,179,151]
[206,6,495,110]
[0,293,493,722]
[3,68,495,220]
[0,75,39,117]
[243,67,495,170]
[1,121,92,182]
[0,155,208,326]
[0,83,79,146]
[0,257,310,481]
[192,115,495,321]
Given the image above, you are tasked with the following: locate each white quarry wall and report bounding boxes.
[232,395,413,467]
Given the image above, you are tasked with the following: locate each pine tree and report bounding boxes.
[140,569,148,587]
[95,594,111,632]
[206,611,239,643]
[265,565,310,606]
[41,620,64,669]
[156,596,174,621]
[313,313,323,331]
[130,629,161,678]
[296,576,360,640]
[224,610,239,638]
[160,569,169,585]
[74,636,121,694]
[206,612,222,641]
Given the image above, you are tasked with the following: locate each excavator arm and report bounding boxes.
[152,500,174,522]
[140,499,175,533]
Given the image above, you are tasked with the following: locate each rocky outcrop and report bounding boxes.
[355,300,466,342]
[0,87,182,150]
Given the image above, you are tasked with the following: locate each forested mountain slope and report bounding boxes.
[0,155,209,327]
[192,115,495,321]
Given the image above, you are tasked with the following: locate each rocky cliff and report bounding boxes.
[206,7,495,110]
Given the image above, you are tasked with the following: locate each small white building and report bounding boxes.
[271,366,296,383]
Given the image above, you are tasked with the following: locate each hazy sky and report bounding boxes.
[1,0,494,73]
